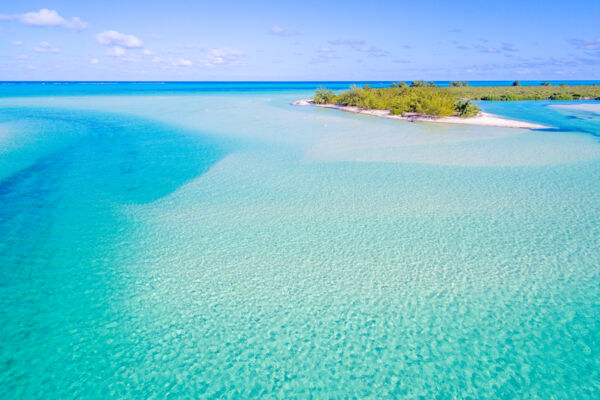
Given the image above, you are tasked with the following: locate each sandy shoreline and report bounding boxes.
[292,99,550,130]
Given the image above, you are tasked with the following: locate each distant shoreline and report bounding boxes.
[293,99,550,130]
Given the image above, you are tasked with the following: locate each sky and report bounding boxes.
[1,0,599,81]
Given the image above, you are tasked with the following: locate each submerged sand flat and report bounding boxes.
[551,103,600,114]
[293,99,550,130]
[3,94,596,167]
[2,84,600,398]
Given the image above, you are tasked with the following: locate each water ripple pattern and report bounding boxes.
[0,83,599,399]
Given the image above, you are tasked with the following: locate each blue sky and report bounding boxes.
[1,0,599,80]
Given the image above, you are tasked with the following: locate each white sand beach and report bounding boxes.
[293,99,550,129]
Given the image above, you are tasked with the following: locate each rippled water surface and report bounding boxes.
[1,83,599,398]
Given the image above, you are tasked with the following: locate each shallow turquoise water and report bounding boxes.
[1,84,599,398]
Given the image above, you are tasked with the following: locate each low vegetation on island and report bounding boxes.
[312,81,600,118]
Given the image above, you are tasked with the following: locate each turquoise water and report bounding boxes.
[1,83,599,398]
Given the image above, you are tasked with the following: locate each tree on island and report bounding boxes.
[454,100,480,117]
[311,83,600,117]
[512,81,521,86]
[410,80,436,87]
[313,87,336,104]
[450,81,469,87]
[541,82,551,86]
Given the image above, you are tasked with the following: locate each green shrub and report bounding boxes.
[454,100,480,117]
[311,83,600,117]
[450,81,469,87]
[549,93,573,100]
[411,80,436,88]
[541,82,551,86]
[313,87,336,104]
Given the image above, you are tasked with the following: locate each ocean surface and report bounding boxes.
[1,82,599,398]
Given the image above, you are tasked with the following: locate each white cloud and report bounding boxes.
[11,40,24,45]
[90,58,99,64]
[34,41,60,53]
[101,46,241,68]
[311,53,340,64]
[205,48,244,66]
[0,9,88,31]
[22,9,67,26]
[328,38,389,57]
[569,38,600,51]
[329,39,366,49]
[151,56,193,67]
[95,30,142,48]
[173,58,192,66]
[270,25,297,37]
[106,46,126,56]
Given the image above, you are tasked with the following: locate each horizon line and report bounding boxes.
[1,80,600,84]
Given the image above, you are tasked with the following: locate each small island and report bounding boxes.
[294,82,600,129]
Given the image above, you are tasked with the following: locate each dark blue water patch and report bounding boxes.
[0,108,234,394]
[0,107,231,206]
[0,107,232,288]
